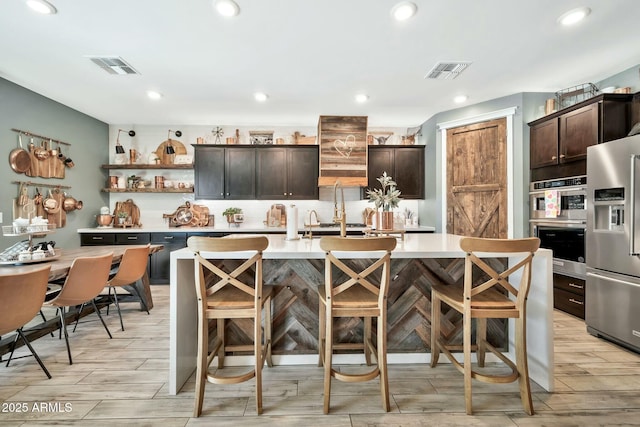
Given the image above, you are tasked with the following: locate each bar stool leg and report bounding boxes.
[323,306,333,414]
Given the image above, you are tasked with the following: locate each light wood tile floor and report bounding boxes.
[2,285,640,426]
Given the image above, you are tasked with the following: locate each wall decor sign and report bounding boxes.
[318,116,368,186]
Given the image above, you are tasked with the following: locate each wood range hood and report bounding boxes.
[317,115,368,187]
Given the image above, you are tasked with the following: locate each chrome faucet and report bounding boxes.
[305,209,319,239]
[333,180,347,237]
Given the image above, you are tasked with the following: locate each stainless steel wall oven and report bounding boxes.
[529,176,587,279]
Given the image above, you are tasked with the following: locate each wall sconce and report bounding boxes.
[115,129,135,154]
[166,129,181,154]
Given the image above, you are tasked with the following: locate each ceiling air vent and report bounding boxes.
[424,61,471,80]
[87,56,140,75]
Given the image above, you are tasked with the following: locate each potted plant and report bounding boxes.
[116,211,128,225]
[366,171,401,230]
[222,207,242,226]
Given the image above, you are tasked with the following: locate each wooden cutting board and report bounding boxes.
[154,140,187,165]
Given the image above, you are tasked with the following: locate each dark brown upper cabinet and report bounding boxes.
[194,145,255,200]
[256,146,318,200]
[366,145,425,199]
[529,93,634,181]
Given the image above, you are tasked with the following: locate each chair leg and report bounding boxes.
[377,314,390,412]
[217,318,225,368]
[39,310,54,338]
[59,307,73,365]
[255,303,263,415]
[430,293,441,367]
[318,298,326,367]
[193,309,208,417]
[477,318,487,367]
[72,303,86,333]
[264,295,273,368]
[463,311,473,415]
[5,334,19,367]
[364,316,372,366]
[323,307,333,414]
[112,289,125,331]
[17,328,51,379]
[516,316,534,415]
[91,300,113,339]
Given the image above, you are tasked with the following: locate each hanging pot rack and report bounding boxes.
[11,128,72,146]
[12,180,71,190]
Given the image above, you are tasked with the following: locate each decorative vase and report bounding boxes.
[378,211,394,230]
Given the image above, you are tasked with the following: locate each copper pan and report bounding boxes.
[9,134,31,173]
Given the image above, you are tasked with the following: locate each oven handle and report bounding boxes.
[529,219,586,225]
[528,187,586,196]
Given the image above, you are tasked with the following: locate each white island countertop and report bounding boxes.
[168,233,553,395]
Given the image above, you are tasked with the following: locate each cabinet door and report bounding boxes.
[288,146,319,199]
[149,233,186,284]
[194,146,225,199]
[530,119,559,168]
[560,102,599,163]
[256,148,287,199]
[367,147,394,194]
[393,147,424,199]
[225,147,255,199]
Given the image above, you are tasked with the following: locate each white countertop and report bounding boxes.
[77,225,436,234]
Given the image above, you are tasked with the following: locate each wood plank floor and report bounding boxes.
[2,285,640,426]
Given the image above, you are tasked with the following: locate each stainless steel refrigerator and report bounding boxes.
[586,134,640,352]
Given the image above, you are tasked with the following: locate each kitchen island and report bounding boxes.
[169,233,553,395]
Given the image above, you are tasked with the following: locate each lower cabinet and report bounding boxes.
[81,231,229,284]
[553,273,585,319]
[149,233,186,284]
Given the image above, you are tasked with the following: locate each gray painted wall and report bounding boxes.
[1,78,108,250]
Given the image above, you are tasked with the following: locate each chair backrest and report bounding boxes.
[108,244,150,287]
[459,237,540,309]
[0,266,51,335]
[320,236,397,306]
[187,236,269,306]
[48,252,114,307]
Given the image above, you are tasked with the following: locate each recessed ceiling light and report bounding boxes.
[254,92,268,102]
[558,7,591,26]
[147,90,163,100]
[453,95,468,104]
[391,1,417,21]
[214,0,240,17]
[26,0,57,15]
[355,94,369,103]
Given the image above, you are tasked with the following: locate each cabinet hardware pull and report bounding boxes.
[568,283,583,289]
[283,193,287,196]
[164,236,174,240]
[220,193,224,196]
[127,236,137,240]
[92,236,103,240]
[569,298,584,305]
[551,156,557,160]
[559,154,566,159]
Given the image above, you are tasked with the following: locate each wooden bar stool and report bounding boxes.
[430,237,540,415]
[187,236,272,417]
[317,236,397,414]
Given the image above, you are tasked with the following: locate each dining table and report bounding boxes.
[0,244,163,356]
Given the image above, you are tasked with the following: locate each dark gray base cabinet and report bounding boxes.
[553,273,585,319]
[80,232,226,284]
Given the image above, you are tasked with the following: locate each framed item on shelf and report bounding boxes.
[249,131,274,145]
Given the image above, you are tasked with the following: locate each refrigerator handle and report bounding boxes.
[631,155,640,256]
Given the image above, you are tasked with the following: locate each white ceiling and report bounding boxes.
[1,0,639,128]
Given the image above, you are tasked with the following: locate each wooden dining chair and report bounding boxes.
[430,236,540,415]
[317,236,397,414]
[187,236,272,417]
[103,244,151,331]
[1,266,52,378]
[43,252,114,365]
